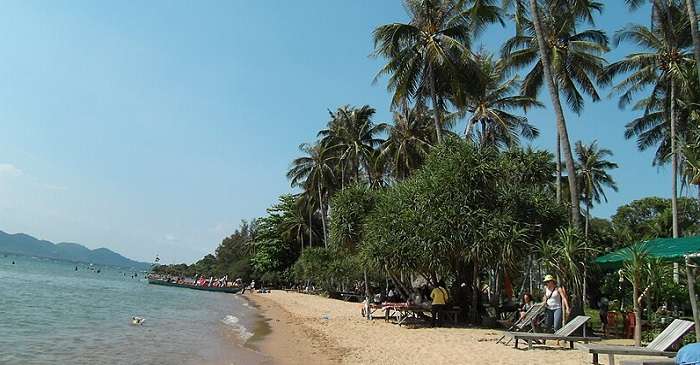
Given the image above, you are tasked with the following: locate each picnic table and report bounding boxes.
[382,303,460,326]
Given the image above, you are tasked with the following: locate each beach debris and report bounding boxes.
[322,314,331,320]
[131,316,146,325]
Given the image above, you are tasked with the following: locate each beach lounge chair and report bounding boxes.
[620,360,675,365]
[496,302,545,344]
[576,319,694,365]
[506,315,601,350]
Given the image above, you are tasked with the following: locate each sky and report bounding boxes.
[0,1,677,263]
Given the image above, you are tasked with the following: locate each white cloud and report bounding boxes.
[0,163,23,178]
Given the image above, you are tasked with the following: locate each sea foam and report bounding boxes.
[222,315,254,342]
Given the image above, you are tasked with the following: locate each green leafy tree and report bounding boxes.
[362,140,565,321]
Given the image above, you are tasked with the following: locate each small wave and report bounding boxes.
[222,315,254,342]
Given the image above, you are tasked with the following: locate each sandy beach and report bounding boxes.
[246,291,662,365]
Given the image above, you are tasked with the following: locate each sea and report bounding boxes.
[0,254,268,365]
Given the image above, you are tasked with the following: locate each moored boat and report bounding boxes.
[148,278,242,294]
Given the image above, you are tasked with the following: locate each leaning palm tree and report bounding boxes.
[380,107,437,180]
[600,2,692,238]
[372,0,479,143]
[502,2,608,225]
[287,143,337,246]
[574,140,619,238]
[455,54,542,148]
[319,105,384,186]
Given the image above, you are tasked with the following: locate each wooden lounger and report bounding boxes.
[576,319,694,365]
[507,315,601,350]
[620,360,675,365]
[496,303,545,344]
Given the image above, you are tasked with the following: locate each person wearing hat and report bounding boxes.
[542,274,570,332]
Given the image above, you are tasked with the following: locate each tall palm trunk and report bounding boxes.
[428,64,443,144]
[632,275,642,346]
[584,191,590,239]
[317,182,328,247]
[308,207,313,248]
[671,79,679,239]
[685,0,700,87]
[556,133,562,203]
[528,0,581,226]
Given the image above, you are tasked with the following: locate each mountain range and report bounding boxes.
[0,230,150,269]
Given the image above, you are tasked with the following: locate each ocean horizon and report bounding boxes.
[0,254,266,365]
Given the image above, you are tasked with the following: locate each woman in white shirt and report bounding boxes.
[542,275,570,331]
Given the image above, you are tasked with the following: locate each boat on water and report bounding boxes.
[147,279,242,294]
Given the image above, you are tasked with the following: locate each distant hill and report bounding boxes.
[0,230,150,269]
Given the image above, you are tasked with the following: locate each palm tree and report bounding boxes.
[287,142,337,247]
[622,245,650,346]
[503,1,608,226]
[684,0,700,88]
[319,105,384,186]
[574,140,619,238]
[380,107,437,180]
[373,0,479,143]
[600,2,692,238]
[456,54,542,148]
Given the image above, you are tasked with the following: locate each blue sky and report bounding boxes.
[0,1,677,263]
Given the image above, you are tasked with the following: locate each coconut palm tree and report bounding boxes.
[319,105,384,186]
[372,0,480,143]
[287,142,338,247]
[502,2,608,225]
[574,140,619,238]
[600,2,692,238]
[380,107,437,180]
[455,54,542,148]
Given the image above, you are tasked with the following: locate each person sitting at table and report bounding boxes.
[430,280,449,327]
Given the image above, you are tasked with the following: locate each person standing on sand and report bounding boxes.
[542,275,570,332]
[430,280,448,327]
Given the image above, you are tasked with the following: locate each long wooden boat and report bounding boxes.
[148,279,242,294]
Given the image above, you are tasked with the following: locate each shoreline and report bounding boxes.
[243,291,655,365]
[245,292,344,365]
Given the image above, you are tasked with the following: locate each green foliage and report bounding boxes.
[329,184,377,251]
[611,197,700,244]
[362,139,565,283]
[293,247,364,291]
[250,195,303,278]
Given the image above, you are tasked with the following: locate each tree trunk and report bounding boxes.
[584,191,590,239]
[633,277,642,346]
[317,184,328,247]
[556,131,562,204]
[528,0,581,227]
[428,64,443,144]
[308,206,313,248]
[465,119,476,139]
[685,0,700,87]
[364,269,371,320]
[471,260,480,323]
[686,257,700,339]
[671,79,679,239]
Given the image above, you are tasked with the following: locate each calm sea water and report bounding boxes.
[0,254,267,365]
